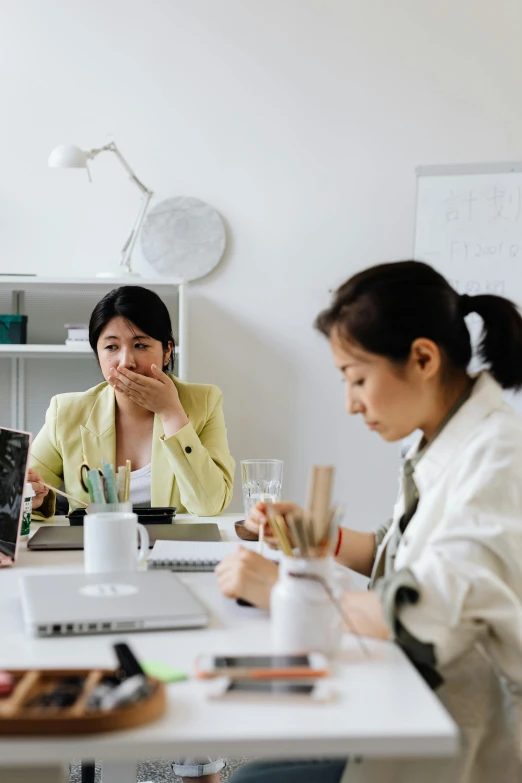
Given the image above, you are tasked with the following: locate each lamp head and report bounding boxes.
[48,144,89,168]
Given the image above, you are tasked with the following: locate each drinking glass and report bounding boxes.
[241,459,283,520]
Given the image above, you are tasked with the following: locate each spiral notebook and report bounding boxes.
[147,540,281,571]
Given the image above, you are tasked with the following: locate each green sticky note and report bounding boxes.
[142,661,187,682]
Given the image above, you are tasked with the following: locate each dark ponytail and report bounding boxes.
[315,260,522,391]
[466,294,522,390]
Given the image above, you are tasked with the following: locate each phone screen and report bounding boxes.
[227,681,315,695]
[214,655,310,669]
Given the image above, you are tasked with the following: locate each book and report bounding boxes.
[147,540,281,572]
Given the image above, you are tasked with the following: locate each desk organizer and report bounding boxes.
[0,668,166,735]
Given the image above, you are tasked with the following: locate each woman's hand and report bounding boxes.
[27,468,49,511]
[215,548,279,609]
[245,501,302,549]
[108,364,189,433]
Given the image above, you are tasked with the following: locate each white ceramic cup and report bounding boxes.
[84,512,149,574]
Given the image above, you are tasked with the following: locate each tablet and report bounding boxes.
[27,522,222,550]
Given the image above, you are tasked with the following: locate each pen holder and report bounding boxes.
[270,556,343,655]
[87,502,133,514]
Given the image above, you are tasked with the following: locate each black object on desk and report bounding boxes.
[114,642,145,678]
[25,676,85,710]
[68,506,178,525]
[87,643,149,712]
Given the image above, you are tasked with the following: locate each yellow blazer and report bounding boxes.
[30,375,235,518]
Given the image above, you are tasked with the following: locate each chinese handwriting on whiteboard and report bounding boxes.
[417,182,522,300]
[443,186,521,223]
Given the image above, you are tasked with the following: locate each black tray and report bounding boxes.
[67,507,177,526]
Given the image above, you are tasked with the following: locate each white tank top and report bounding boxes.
[129,463,152,507]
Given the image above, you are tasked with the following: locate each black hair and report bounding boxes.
[89,286,175,372]
[315,260,522,390]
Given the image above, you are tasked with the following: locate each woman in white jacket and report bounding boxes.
[218,260,522,783]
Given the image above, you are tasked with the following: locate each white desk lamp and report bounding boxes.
[48,142,154,277]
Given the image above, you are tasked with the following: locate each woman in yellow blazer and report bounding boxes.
[29,285,234,518]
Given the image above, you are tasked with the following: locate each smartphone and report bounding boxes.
[206,677,335,703]
[195,653,329,680]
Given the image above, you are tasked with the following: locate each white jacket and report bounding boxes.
[346,371,522,783]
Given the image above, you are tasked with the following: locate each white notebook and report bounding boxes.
[147,540,281,571]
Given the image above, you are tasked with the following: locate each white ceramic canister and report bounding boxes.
[270,555,343,655]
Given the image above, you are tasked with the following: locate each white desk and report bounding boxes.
[0,514,459,783]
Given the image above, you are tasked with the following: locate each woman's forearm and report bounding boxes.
[341,590,390,639]
[335,529,376,577]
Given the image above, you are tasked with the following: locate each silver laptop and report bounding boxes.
[20,570,209,637]
[0,426,31,568]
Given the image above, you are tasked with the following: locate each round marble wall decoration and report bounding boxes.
[141,196,226,281]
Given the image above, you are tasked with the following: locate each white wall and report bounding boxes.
[1,0,521,521]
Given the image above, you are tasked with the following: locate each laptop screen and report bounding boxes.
[0,427,31,561]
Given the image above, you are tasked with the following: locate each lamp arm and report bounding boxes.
[87,142,154,274]
[88,142,153,196]
[119,191,153,273]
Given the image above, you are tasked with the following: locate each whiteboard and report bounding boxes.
[413,161,522,412]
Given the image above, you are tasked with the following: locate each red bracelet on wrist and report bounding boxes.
[334,527,343,557]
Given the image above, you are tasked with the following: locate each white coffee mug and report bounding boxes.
[84,512,149,574]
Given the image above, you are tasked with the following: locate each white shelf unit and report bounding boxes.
[0,276,187,430]
[0,344,92,357]
[0,343,180,357]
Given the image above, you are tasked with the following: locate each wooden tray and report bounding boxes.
[0,668,166,735]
